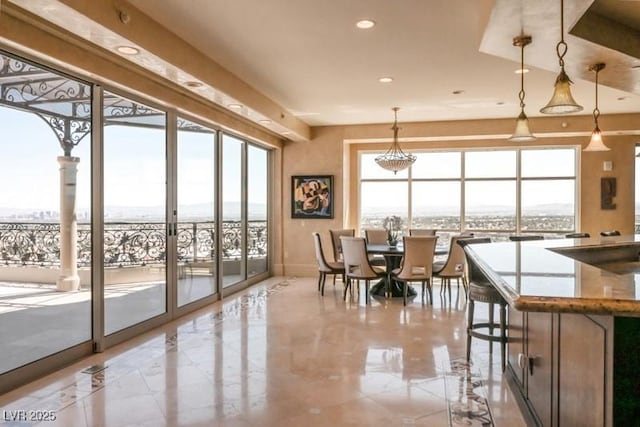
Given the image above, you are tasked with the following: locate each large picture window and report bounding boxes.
[359,147,578,238]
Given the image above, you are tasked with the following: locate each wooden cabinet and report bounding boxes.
[507,310,615,427]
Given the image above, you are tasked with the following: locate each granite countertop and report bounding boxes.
[463,235,640,316]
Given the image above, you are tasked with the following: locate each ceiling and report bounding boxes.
[126,0,640,127]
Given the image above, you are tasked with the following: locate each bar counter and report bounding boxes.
[462,234,640,316]
[462,235,640,426]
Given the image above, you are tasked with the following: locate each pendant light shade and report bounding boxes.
[375,107,416,174]
[583,63,610,152]
[509,35,536,142]
[540,0,582,114]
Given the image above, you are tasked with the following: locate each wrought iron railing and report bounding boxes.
[0,221,267,267]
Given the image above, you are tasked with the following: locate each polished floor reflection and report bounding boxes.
[0,277,525,426]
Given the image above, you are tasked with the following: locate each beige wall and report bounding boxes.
[283,115,640,276]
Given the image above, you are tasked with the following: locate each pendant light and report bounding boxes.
[375,107,416,174]
[540,0,583,114]
[509,35,536,142]
[583,63,610,152]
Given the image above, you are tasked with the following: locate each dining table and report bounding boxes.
[366,243,448,298]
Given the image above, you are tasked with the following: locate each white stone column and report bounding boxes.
[56,156,80,292]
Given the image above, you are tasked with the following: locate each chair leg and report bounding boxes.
[365,280,370,304]
[318,273,322,292]
[466,299,475,362]
[500,302,507,372]
[462,276,468,298]
[403,281,407,306]
[488,302,495,354]
[321,273,326,296]
[343,278,350,301]
[429,279,433,304]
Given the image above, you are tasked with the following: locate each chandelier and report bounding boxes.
[375,107,416,174]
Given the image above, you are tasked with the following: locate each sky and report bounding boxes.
[0,107,267,217]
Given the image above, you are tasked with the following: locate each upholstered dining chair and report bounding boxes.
[409,229,436,236]
[329,229,355,284]
[364,229,389,266]
[312,232,345,296]
[340,236,385,303]
[390,236,438,305]
[329,229,355,262]
[433,235,469,301]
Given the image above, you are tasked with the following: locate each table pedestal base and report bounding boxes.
[370,279,418,298]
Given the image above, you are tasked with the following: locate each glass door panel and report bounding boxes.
[177,119,216,306]
[0,52,92,373]
[222,134,245,288]
[103,92,167,335]
[247,145,268,278]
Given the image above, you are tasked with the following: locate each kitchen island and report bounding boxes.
[462,235,640,427]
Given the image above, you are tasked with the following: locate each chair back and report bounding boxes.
[409,229,436,236]
[600,230,620,237]
[566,232,590,239]
[312,232,333,272]
[364,229,388,245]
[509,235,544,241]
[329,229,354,262]
[435,235,468,277]
[341,236,379,279]
[395,236,438,281]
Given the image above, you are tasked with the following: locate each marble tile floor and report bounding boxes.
[0,276,525,427]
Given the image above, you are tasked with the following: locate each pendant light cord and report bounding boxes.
[593,67,600,126]
[556,0,567,69]
[519,41,526,111]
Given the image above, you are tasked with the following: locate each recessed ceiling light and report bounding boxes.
[258,119,272,125]
[185,81,203,88]
[228,103,243,109]
[617,96,630,101]
[378,77,393,83]
[452,90,464,95]
[356,19,376,29]
[496,101,505,105]
[116,45,139,55]
[515,68,530,74]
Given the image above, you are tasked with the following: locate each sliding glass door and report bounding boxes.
[176,119,217,306]
[103,92,167,335]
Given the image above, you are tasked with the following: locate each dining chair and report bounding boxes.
[329,229,355,285]
[390,236,438,305]
[409,229,436,236]
[312,232,345,296]
[458,237,508,371]
[364,229,388,266]
[340,236,386,303]
[600,230,621,237]
[508,235,544,241]
[565,232,590,238]
[433,235,468,301]
[329,229,355,262]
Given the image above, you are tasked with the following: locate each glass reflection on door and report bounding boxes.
[103,92,167,335]
[177,119,216,306]
[222,134,245,288]
[247,145,268,278]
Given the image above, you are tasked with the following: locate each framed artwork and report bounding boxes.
[291,175,334,219]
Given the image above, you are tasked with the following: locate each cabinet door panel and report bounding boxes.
[508,306,525,387]
[559,314,606,427]
[527,312,553,427]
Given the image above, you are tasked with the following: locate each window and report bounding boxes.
[359,147,578,238]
